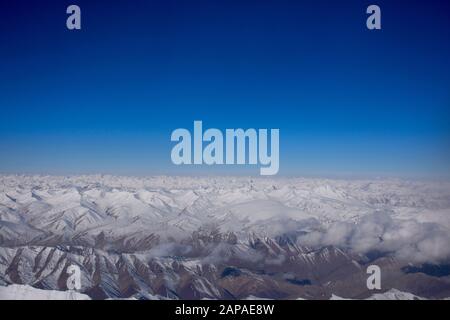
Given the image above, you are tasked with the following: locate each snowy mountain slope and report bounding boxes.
[0,284,90,300]
[365,288,425,300]
[330,289,426,300]
[0,175,449,299]
[0,284,429,301]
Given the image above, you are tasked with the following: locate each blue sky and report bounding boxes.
[0,0,449,177]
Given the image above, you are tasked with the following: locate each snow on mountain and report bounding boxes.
[1,175,449,261]
[0,284,90,300]
[0,285,425,301]
[365,288,425,300]
[0,175,449,299]
[330,289,425,300]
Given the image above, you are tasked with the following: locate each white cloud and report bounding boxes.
[297,212,450,263]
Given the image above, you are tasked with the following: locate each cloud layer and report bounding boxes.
[297,212,450,263]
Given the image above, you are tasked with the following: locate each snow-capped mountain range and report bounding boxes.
[0,175,449,299]
[0,284,427,300]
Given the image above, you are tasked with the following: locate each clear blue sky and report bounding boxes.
[0,0,449,177]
